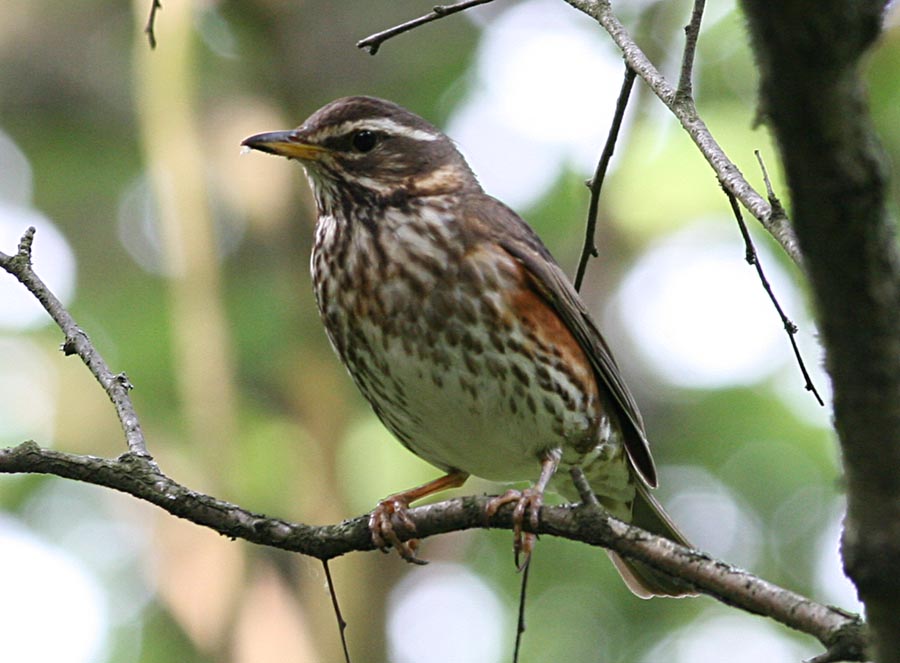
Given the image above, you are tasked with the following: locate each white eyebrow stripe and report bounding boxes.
[316,118,440,142]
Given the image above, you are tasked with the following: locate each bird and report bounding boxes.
[242,95,693,597]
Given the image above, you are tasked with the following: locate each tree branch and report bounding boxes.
[722,186,824,405]
[144,0,162,50]
[322,559,352,663]
[0,440,866,660]
[676,0,706,101]
[560,0,802,268]
[740,4,900,662]
[357,0,803,267]
[359,0,803,265]
[574,65,636,291]
[0,228,151,459]
[357,0,497,55]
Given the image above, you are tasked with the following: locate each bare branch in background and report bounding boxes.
[144,0,162,50]
[722,187,825,405]
[676,0,706,101]
[574,66,636,291]
[755,149,789,221]
[0,228,151,458]
[512,554,532,663]
[561,0,802,267]
[357,0,497,55]
[359,0,803,267]
[323,560,352,663]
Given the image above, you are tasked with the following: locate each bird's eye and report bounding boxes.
[351,130,378,153]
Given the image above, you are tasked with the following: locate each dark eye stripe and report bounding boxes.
[320,130,381,154]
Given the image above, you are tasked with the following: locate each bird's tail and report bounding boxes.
[608,484,697,598]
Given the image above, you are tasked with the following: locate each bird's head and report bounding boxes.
[242,96,479,212]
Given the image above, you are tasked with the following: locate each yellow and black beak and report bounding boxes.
[241,130,326,161]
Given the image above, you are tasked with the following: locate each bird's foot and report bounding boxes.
[369,495,427,565]
[485,487,545,570]
[367,471,469,567]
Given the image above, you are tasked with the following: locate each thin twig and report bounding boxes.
[0,228,153,457]
[574,66,636,291]
[676,0,707,100]
[512,555,532,663]
[722,188,825,406]
[144,0,162,50]
[357,0,497,55]
[323,560,352,663]
[562,0,803,268]
[754,150,788,220]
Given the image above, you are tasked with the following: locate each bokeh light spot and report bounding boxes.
[640,611,816,663]
[448,0,626,208]
[664,465,763,569]
[613,221,800,388]
[0,515,108,663]
[387,563,506,663]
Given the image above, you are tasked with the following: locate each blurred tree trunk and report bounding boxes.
[740,3,900,662]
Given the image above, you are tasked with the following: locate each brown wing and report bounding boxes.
[462,194,658,487]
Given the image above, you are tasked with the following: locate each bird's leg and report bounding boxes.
[369,469,469,564]
[485,448,562,569]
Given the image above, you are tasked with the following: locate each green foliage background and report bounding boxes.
[1,1,898,661]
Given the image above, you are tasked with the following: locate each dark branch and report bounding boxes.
[740,3,900,660]
[722,187,825,406]
[357,0,497,55]
[144,0,162,50]
[676,0,706,101]
[323,560,352,663]
[513,555,531,663]
[0,440,866,659]
[574,66,636,292]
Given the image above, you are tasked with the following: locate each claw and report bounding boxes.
[369,496,427,565]
[486,488,545,569]
[367,470,469,566]
[485,449,562,570]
